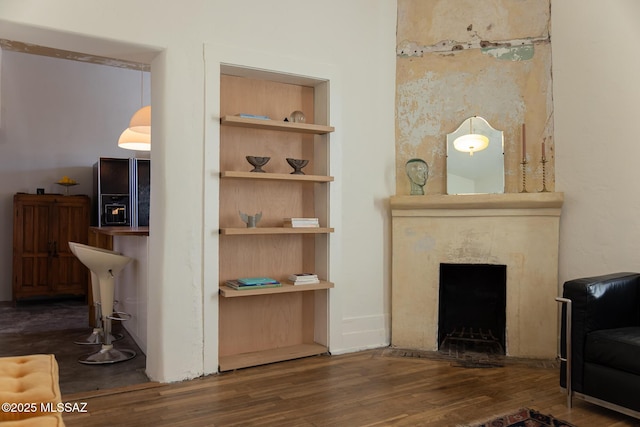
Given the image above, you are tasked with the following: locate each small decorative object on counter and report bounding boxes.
[56,175,79,195]
[289,110,306,123]
[57,175,77,185]
[405,158,428,195]
[286,158,309,175]
[239,211,262,228]
[246,156,270,173]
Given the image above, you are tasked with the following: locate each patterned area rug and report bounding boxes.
[464,408,575,427]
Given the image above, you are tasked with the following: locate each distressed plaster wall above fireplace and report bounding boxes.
[395,0,553,195]
[390,192,563,359]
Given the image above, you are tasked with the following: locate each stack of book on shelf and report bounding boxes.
[288,273,320,285]
[237,113,270,120]
[283,217,320,228]
[225,277,281,290]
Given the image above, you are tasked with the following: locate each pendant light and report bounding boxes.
[453,116,489,156]
[117,127,150,151]
[128,105,151,134]
[118,70,151,151]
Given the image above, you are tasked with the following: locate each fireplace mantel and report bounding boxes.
[390,192,564,359]
[390,192,564,211]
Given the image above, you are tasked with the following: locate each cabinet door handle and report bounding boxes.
[47,241,53,256]
[52,241,58,258]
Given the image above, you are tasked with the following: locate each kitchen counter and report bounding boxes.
[89,226,149,236]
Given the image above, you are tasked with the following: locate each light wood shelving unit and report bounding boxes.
[220,227,334,236]
[218,69,334,372]
[219,280,334,297]
[221,170,333,183]
[220,115,334,134]
[218,343,329,372]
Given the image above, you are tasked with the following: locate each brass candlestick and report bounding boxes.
[520,159,528,193]
[540,158,549,192]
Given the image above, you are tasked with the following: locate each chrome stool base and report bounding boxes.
[77,310,136,364]
[73,328,123,345]
[78,345,136,365]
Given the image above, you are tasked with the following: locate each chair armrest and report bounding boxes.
[560,272,640,392]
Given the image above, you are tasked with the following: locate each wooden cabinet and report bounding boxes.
[12,194,90,303]
[218,69,334,371]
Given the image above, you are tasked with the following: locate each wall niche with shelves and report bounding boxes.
[218,66,334,371]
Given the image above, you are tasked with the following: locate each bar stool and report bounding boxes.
[73,270,123,345]
[68,242,136,364]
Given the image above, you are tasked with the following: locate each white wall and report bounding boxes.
[0,50,150,302]
[552,1,640,286]
[0,1,398,382]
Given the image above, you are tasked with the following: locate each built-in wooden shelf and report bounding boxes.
[219,280,334,298]
[218,343,329,372]
[220,227,334,235]
[221,171,333,183]
[219,72,334,373]
[220,115,334,134]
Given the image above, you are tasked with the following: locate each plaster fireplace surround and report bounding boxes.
[390,192,564,359]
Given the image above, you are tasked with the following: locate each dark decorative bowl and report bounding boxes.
[246,156,270,173]
[286,158,309,175]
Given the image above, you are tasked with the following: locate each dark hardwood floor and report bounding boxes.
[2,301,637,426]
[61,348,639,427]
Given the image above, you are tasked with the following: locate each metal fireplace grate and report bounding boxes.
[439,327,505,367]
[442,327,502,349]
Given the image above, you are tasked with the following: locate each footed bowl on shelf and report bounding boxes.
[246,156,271,173]
[286,158,309,175]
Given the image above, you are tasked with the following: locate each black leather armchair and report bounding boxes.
[557,272,640,419]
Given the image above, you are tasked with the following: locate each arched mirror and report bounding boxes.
[446,116,504,194]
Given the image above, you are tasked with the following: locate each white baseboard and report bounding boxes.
[331,313,390,354]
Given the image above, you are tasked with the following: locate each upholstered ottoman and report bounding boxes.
[0,414,65,426]
[0,354,64,425]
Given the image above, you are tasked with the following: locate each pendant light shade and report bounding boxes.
[118,127,151,151]
[118,105,151,151]
[128,105,151,134]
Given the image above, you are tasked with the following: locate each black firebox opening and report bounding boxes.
[438,263,507,354]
